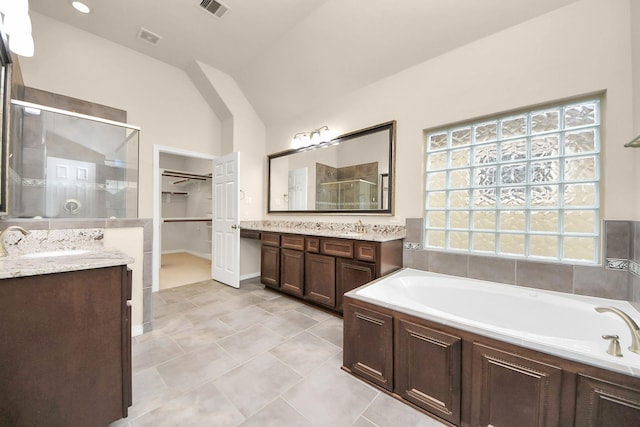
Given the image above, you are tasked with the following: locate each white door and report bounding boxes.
[45,156,96,218]
[288,167,307,210]
[211,152,240,288]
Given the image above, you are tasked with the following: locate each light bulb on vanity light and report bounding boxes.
[1,0,35,57]
[309,129,321,145]
[0,0,29,16]
[8,33,33,57]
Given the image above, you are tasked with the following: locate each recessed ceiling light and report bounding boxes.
[71,1,91,14]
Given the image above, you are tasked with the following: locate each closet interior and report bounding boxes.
[159,153,213,290]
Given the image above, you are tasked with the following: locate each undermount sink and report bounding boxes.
[20,249,92,259]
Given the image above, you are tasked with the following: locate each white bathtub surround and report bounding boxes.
[351,268,640,378]
[240,220,405,242]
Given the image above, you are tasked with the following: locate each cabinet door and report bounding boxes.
[336,258,375,312]
[280,249,304,297]
[344,303,393,391]
[575,375,640,427]
[261,245,280,288]
[395,319,461,425]
[0,267,127,426]
[471,343,562,427]
[304,253,335,307]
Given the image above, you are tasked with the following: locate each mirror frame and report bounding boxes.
[0,28,11,216]
[267,120,396,215]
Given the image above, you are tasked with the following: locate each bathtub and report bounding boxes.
[350,268,640,377]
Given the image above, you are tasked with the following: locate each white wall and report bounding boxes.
[103,227,144,336]
[20,12,222,219]
[631,0,640,217]
[195,61,266,221]
[267,0,637,223]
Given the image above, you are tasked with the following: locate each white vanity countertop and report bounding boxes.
[240,220,406,242]
[0,248,134,279]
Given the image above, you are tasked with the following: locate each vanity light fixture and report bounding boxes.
[291,132,310,149]
[624,134,640,148]
[0,0,34,57]
[71,1,91,14]
[291,125,331,149]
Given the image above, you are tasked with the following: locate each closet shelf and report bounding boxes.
[162,191,189,196]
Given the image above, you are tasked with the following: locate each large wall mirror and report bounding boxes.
[268,121,395,214]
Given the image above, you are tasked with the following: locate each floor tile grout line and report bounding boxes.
[128,276,435,427]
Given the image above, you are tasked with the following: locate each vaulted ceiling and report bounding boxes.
[29,0,580,124]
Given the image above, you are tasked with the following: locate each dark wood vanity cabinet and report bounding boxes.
[305,252,336,307]
[260,232,280,288]
[260,232,402,312]
[279,235,305,296]
[336,258,375,312]
[0,265,132,426]
[344,297,640,427]
[281,248,304,296]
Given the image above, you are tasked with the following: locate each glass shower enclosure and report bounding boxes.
[8,100,139,218]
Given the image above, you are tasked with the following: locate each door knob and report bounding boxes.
[231,224,238,229]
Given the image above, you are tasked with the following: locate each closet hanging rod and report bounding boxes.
[162,218,212,223]
[161,169,212,180]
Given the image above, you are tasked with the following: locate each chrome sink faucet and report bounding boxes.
[0,226,31,257]
[595,306,640,354]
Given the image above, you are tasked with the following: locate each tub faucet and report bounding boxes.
[0,226,31,257]
[595,306,640,354]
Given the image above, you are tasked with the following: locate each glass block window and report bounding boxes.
[424,98,600,263]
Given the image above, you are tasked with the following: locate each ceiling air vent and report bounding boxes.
[200,0,230,18]
[137,27,162,45]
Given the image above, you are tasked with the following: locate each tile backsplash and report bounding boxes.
[404,218,639,309]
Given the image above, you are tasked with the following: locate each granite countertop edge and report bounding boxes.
[240,224,406,242]
[0,248,134,279]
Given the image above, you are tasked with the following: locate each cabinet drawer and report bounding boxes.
[281,234,304,250]
[240,229,261,240]
[355,241,377,262]
[321,238,354,258]
[305,237,320,253]
[261,232,280,247]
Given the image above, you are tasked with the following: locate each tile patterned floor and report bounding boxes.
[111,278,447,427]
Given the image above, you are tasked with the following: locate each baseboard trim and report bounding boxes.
[132,324,144,337]
[240,272,260,281]
[160,250,212,260]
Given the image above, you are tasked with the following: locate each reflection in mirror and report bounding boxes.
[0,31,10,216]
[268,121,395,214]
